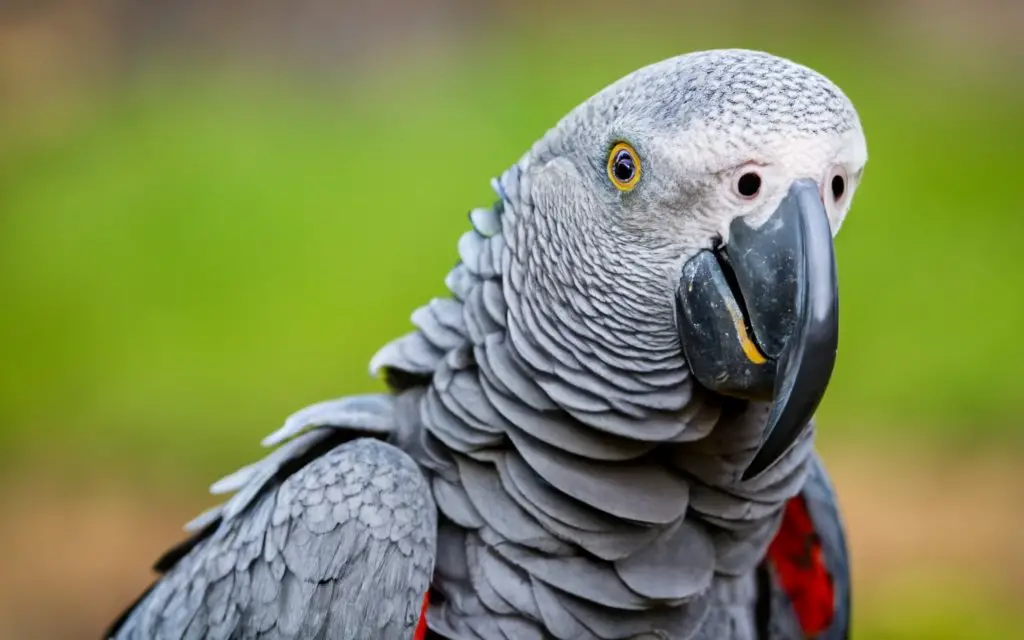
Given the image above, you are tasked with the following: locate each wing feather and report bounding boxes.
[109,431,436,640]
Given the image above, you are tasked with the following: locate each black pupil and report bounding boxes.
[737,172,761,197]
[831,175,846,200]
[613,151,635,182]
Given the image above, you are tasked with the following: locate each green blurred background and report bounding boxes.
[0,1,1021,638]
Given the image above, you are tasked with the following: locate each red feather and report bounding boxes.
[766,495,835,637]
[413,591,430,640]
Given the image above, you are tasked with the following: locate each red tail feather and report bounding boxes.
[766,495,835,637]
[413,591,430,640]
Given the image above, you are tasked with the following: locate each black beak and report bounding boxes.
[675,179,839,481]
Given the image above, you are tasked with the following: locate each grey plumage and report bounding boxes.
[112,434,436,640]
[110,48,864,640]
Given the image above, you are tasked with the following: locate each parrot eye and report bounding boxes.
[734,171,762,199]
[607,142,641,191]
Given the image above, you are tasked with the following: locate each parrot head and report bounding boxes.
[509,49,867,480]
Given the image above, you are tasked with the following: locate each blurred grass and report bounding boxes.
[1,18,1022,484]
[856,587,1024,639]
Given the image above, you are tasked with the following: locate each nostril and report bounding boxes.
[830,174,845,201]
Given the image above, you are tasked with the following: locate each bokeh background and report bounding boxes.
[1,1,1021,638]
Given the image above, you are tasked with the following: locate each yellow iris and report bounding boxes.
[607,142,641,191]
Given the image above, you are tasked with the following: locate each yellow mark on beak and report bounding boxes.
[727,302,768,365]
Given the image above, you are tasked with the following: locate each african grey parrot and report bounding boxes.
[108,48,866,639]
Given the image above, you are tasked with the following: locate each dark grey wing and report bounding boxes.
[108,395,437,640]
[760,450,850,640]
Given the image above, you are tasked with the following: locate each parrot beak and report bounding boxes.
[675,179,839,481]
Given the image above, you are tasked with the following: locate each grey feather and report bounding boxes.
[437,368,508,436]
[220,428,335,521]
[479,526,649,611]
[506,426,690,525]
[664,397,721,443]
[483,376,656,461]
[421,386,502,452]
[463,282,504,343]
[534,372,613,413]
[714,515,783,577]
[511,290,584,372]
[433,475,486,529]
[502,451,637,535]
[476,333,558,411]
[614,519,715,602]
[469,206,501,238]
[688,482,787,525]
[261,393,396,447]
[457,230,500,280]
[564,401,692,442]
[495,451,660,561]
[112,438,436,640]
[185,503,228,533]
[445,263,478,302]
[693,575,758,640]
[465,537,517,616]
[433,518,471,585]
[531,578,595,640]
[481,282,508,334]
[413,300,468,352]
[558,588,711,640]
[455,454,573,555]
[472,534,544,621]
[369,330,446,377]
